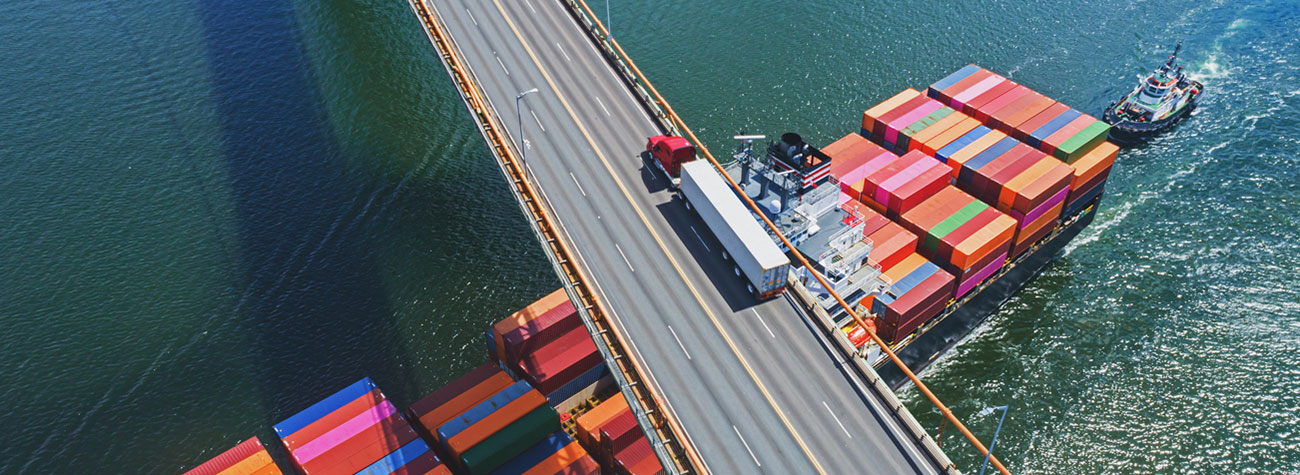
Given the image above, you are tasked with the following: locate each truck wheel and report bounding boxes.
[683,199,692,211]
[734,266,741,277]
[747,284,755,296]
[722,250,730,261]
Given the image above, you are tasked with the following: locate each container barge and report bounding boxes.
[180,288,661,475]
[680,64,1116,388]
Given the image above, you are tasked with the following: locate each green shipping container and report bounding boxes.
[459,405,561,475]
[1055,121,1110,162]
[923,200,986,254]
[899,107,954,152]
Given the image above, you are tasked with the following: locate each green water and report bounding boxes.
[1,0,1297,473]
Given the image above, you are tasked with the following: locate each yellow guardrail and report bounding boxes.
[407,1,704,473]
[561,1,1011,473]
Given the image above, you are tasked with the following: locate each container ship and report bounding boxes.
[669,64,1116,388]
[182,288,663,475]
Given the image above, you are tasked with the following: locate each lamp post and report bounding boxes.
[606,0,611,37]
[977,405,1010,475]
[515,88,539,169]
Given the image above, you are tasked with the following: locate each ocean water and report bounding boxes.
[1,0,1296,473]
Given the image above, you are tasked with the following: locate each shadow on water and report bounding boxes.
[194,0,417,458]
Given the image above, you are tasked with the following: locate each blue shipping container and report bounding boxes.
[354,439,434,475]
[936,126,991,163]
[436,380,533,442]
[274,377,377,438]
[929,64,981,97]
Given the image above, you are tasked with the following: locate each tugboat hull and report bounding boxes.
[1103,94,1199,143]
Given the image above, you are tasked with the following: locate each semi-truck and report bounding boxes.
[678,160,791,299]
[645,135,696,189]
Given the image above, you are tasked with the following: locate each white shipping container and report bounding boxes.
[679,161,791,298]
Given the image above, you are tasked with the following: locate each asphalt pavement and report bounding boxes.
[426,1,943,473]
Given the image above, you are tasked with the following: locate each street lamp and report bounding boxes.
[515,88,539,168]
[606,0,611,37]
[976,405,1010,475]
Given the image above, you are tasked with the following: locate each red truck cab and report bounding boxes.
[646,135,696,182]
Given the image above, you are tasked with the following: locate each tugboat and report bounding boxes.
[1103,41,1204,142]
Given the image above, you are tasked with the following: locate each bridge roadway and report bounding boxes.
[426,1,944,473]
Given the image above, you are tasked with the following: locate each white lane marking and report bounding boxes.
[594,95,611,116]
[524,0,536,14]
[690,226,709,251]
[569,172,587,197]
[495,54,510,76]
[752,308,776,339]
[616,243,634,272]
[465,8,477,26]
[734,425,761,467]
[556,42,571,62]
[823,401,853,438]
[530,110,545,132]
[668,325,691,360]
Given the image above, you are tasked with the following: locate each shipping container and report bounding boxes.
[949,75,1008,112]
[298,408,419,475]
[184,437,280,475]
[545,361,609,407]
[283,388,386,450]
[575,393,629,447]
[274,378,378,440]
[955,251,1007,298]
[492,289,572,363]
[1069,141,1118,187]
[598,410,641,457]
[927,64,982,101]
[489,432,574,475]
[962,79,1019,118]
[1040,114,1094,157]
[410,370,514,434]
[614,437,658,475]
[858,150,950,218]
[353,439,450,475]
[822,133,885,183]
[500,299,579,366]
[1026,108,1082,149]
[437,381,538,450]
[679,161,792,299]
[459,405,561,475]
[907,111,967,153]
[1014,102,1069,142]
[871,253,956,342]
[516,326,600,395]
[1054,120,1111,162]
[862,89,921,138]
[865,220,918,271]
[521,440,601,475]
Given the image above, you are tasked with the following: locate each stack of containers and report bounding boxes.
[432,380,562,474]
[183,437,281,475]
[408,363,515,440]
[900,186,1016,299]
[929,65,1112,162]
[861,89,955,154]
[489,432,600,475]
[574,393,629,448]
[854,150,951,219]
[841,199,916,272]
[574,393,662,474]
[490,289,608,406]
[822,133,898,198]
[948,136,1074,257]
[1064,141,1118,216]
[868,252,956,343]
[274,378,449,475]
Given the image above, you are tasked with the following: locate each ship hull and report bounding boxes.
[876,201,1099,389]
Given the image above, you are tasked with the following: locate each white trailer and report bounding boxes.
[679,160,791,299]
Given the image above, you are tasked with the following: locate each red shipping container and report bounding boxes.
[410,370,513,433]
[285,388,386,450]
[1013,102,1070,142]
[446,390,548,457]
[614,437,654,475]
[978,147,1044,204]
[931,207,1001,266]
[1000,157,1073,214]
[966,144,1038,201]
[502,299,579,366]
[1068,172,1109,207]
[962,80,1019,117]
[1040,115,1095,156]
[184,437,279,475]
[390,452,451,475]
[1011,214,1059,258]
[517,326,600,395]
[849,200,892,237]
[824,134,886,179]
[990,91,1054,133]
[975,85,1030,123]
[907,112,968,153]
[878,274,954,342]
[862,89,921,136]
[494,290,571,362]
[1069,141,1118,185]
[301,414,418,475]
[866,221,918,270]
[889,165,952,218]
[599,411,642,458]
[871,94,932,139]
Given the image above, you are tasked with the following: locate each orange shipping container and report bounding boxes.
[1014,200,1064,245]
[415,372,514,434]
[866,221,919,271]
[575,393,629,447]
[998,155,1072,213]
[921,117,981,157]
[907,112,967,152]
[899,186,973,234]
[446,390,547,457]
[493,289,571,362]
[862,89,922,134]
[950,213,1015,270]
[1069,141,1119,187]
[521,440,598,475]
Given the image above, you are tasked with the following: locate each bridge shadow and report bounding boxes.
[653,197,761,314]
[194,0,420,462]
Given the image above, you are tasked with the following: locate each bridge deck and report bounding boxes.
[419,1,947,473]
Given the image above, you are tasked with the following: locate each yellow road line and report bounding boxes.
[489,1,826,473]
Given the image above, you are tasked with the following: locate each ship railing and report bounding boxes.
[560,1,1008,473]
[407,2,699,473]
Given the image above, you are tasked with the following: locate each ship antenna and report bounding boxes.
[1168,40,1182,67]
